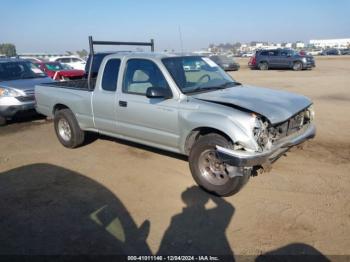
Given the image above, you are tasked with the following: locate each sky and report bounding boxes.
[1,0,349,53]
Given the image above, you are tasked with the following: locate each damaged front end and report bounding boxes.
[217,106,316,172]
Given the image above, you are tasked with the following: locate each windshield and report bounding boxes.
[45,62,64,71]
[0,61,46,81]
[162,56,239,94]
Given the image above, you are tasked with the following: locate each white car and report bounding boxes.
[19,56,44,63]
[307,50,322,56]
[50,56,86,70]
[241,52,254,57]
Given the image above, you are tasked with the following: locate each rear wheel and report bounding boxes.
[189,133,250,197]
[54,109,85,148]
[293,61,303,71]
[0,116,6,126]
[258,62,269,70]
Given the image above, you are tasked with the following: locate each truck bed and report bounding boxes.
[43,79,96,91]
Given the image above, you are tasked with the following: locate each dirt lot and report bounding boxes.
[0,56,349,258]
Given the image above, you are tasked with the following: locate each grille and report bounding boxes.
[23,89,35,96]
[271,109,309,142]
[17,95,35,102]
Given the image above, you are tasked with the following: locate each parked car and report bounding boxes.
[307,49,322,56]
[209,55,240,71]
[36,52,316,196]
[35,62,85,81]
[0,59,53,125]
[241,52,254,57]
[340,49,350,55]
[50,56,86,70]
[321,48,340,56]
[249,49,315,71]
[20,56,45,63]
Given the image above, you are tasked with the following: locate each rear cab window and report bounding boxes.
[101,59,121,91]
[85,53,112,77]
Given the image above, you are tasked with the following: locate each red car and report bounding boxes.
[35,62,85,81]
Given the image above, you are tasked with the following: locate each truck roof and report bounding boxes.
[101,52,181,60]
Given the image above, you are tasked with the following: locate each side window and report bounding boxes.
[101,59,121,92]
[72,58,82,62]
[268,50,279,56]
[123,59,169,95]
[59,58,70,63]
[280,50,288,56]
[260,51,268,56]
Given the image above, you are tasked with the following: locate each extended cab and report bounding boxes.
[35,38,316,196]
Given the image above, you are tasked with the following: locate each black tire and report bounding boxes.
[54,109,85,148]
[0,116,6,126]
[258,61,269,70]
[293,61,303,71]
[189,133,250,197]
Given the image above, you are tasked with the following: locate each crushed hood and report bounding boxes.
[192,85,312,124]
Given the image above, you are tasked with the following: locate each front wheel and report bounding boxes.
[293,61,303,71]
[189,133,250,197]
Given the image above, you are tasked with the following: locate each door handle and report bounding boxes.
[119,100,127,107]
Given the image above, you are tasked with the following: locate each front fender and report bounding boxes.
[179,111,258,154]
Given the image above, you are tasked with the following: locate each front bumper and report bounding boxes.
[303,60,315,68]
[216,124,316,167]
[0,97,35,117]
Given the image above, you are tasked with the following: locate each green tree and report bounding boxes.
[76,49,88,58]
[0,43,17,57]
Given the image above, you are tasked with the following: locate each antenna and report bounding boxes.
[178,25,184,54]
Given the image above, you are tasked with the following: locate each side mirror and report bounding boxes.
[146,87,172,99]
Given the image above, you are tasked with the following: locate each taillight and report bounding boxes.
[249,56,256,66]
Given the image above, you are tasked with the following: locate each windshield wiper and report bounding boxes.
[218,81,242,88]
[185,81,241,94]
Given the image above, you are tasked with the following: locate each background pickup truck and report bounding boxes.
[35,37,316,196]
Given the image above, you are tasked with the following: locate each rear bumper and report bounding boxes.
[216,124,316,167]
[248,63,257,69]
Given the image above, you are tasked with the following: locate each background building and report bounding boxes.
[309,38,350,49]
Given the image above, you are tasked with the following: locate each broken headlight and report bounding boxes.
[252,115,272,152]
[304,105,315,122]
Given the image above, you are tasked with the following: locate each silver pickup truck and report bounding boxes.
[35,42,315,196]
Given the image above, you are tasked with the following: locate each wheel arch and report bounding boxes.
[184,126,233,155]
[53,103,70,115]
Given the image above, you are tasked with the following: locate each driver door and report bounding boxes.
[116,59,180,148]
